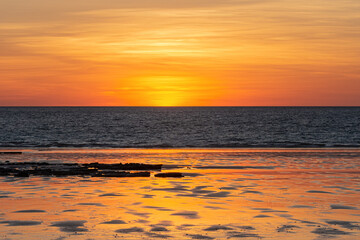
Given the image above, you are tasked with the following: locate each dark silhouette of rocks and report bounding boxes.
[0,151,22,155]
[83,162,162,170]
[155,172,183,178]
[93,171,150,177]
[14,171,30,177]
[0,161,161,178]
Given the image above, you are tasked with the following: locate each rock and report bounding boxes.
[0,152,22,155]
[0,162,157,178]
[155,172,183,178]
[84,163,162,170]
[14,171,30,177]
[93,171,151,178]
[0,168,11,176]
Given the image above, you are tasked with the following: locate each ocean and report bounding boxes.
[1,107,359,148]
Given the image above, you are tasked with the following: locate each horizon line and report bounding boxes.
[1,106,360,108]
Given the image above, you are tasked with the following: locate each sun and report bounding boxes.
[113,74,221,106]
[132,75,195,106]
[151,90,183,107]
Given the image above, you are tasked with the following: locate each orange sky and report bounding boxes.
[0,0,359,106]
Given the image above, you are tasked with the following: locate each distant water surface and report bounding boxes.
[0,107,359,148]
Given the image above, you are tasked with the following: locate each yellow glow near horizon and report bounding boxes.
[114,75,207,106]
[152,93,183,106]
[141,76,190,106]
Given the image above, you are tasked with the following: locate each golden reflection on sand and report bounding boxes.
[0,149,359,239]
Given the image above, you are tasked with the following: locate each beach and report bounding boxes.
[0,148,359,239]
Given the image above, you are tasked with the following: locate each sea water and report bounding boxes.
[0,107,359,148]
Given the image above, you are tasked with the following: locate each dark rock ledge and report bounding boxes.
[0,162,162,178]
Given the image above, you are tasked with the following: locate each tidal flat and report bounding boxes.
[0,149,359,239]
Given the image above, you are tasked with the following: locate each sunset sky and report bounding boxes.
[1,0,359,106]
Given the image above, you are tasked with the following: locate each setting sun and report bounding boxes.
[107,75,225,106]
[135,76,192,106]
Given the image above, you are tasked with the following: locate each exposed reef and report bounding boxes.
[0,151,22,155]
[155,172,184,178]
[0,161,162,178]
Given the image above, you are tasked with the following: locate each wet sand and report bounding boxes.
[0,149,359,239]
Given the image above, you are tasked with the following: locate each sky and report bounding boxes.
[0,0,359,106]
